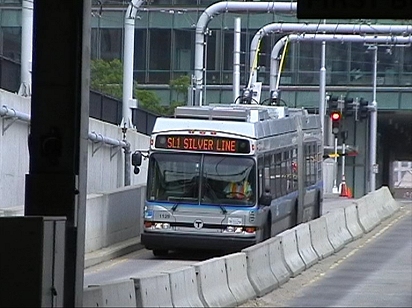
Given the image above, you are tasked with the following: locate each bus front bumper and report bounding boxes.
[141,231,257,252]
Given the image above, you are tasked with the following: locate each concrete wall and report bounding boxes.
[85,184,145,254]
[0,89,150,209]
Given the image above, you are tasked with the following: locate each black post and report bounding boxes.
[25,1,91,306]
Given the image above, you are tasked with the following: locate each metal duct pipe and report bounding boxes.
[193,1,297,106]
[122,0,145,128]
[0,104,132,186]
[87,131,129,148]
[250,23,412,86]
[18,0,33,97]
[269,33,412,92]
[0,105,31,122]
[233,17,241,103]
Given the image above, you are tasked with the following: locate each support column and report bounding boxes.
[25,1,90,306]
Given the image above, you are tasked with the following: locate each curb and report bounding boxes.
[84,237,144,268]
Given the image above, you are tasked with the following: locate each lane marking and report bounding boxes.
[306,209,410,286]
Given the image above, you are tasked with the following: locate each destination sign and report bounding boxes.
[154,135,250,154]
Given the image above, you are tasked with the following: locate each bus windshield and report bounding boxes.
[147,153,256,206]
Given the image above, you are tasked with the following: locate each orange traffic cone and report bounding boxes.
[339,175,352,198]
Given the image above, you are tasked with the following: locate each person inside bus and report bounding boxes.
[224,179,252,200]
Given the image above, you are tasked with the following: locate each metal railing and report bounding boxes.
[1,56,158,136]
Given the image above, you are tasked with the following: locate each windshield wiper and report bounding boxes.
[170,198,184,212]
[216,204,227,214]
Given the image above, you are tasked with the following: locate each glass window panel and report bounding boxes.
[205,32,217,71]
[297,42,320,85]
[174,29,193,71]
[149,29,171,70]
[327,42,349,85]
[350,42,374,85]
[135,29,147,71]
[148,71,171,84]
[149,11,173,28]
[98,11,124,28]
[1,27,21,60]
[100,28,122,60]
[0,9,20,27]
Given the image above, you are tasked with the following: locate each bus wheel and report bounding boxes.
[263,218,271,241]
[314,192,321,219]
[153,249,168,257]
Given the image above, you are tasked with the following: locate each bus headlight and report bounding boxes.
[150,222,171,229]
[224,226,245,233]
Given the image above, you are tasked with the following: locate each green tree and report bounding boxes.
[90,59,123,98]
[169,75,190,103]
[90,59,164,115]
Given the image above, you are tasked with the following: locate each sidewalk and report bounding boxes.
[323,193,356,214]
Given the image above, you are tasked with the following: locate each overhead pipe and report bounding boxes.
[0,105,31,123]
[193,1,297,106]
[233,17,241,103]
[87,131,128,148]
[269,33,412,92]
[249,23,412,87]
[122,0,145,128]
[18,0,33,97]
[88,131,131,186]
[0,104,132,185]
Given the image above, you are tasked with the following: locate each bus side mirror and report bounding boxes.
[259,187,271,206]
[132,152,142,166]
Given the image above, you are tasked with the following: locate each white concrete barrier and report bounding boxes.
[373,187,400,220]
[386,197,401,216]
[83,286,104,307]
[356,195,381,233]
[194,257,237,307]
[164,266,203,308]
[344,203,364,240]
[242,241,278,296]
[324,208,353,252]
[367,188,393,221]
[266,236,291,286]
[83,279,137,307]
[295,223,319,269]
[277,228,305,277]
[308,216,334,259]
[133,273,173,307]
[223,252,257,306]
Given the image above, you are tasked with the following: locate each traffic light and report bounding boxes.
[327,95,339,115]
[358,98,369,120]
[331,111,342,135]
[343,97,354,117]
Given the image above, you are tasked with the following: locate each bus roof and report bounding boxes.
[152,104,320,139]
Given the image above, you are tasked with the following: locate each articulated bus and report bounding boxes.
[132,104,323,256]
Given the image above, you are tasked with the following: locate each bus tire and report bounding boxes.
[263,217,271,241]
[153,249,168,257]
[314,191,321,219]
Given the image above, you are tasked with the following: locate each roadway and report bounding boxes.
[241,200,412,307]
[83,197,412,307]
[83,194,356,286]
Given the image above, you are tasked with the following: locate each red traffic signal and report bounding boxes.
[331,111,341,135]
[331,111,341,121]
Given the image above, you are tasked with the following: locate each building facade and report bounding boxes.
[1,0,411,106]
[1,0,411,197]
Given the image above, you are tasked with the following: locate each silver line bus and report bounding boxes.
[132,104,323,256]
